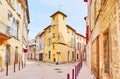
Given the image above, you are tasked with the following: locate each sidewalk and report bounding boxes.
[0,62,27,79]
[77,62,94,79]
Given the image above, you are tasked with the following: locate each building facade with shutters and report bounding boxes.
[75,33,86,62]
[35,11,86,64]
[86,0,120,79]
[35,32,45,61]
[0,0,30,71]
[44,11,76,64]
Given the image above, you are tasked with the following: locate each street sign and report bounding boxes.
[24,49,28,53]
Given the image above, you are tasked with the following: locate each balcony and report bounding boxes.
[0,21,12,39]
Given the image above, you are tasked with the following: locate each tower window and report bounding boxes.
[53,33,55,38]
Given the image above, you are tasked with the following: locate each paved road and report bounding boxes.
[0,61,78,79]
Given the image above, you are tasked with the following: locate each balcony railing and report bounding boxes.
[0,21,12,37]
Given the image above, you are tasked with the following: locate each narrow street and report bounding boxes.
[0,0,120,79]
[0,60,93,79]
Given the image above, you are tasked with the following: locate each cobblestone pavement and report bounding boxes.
[0,60,93,79]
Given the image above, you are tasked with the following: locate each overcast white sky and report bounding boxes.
[28,0,87,39]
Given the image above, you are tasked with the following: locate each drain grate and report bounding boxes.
[54,68,61,70]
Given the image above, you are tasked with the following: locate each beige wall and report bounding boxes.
[0,0,29,70]
[88,0,120,79]
[36,32,45,61]
[76,34,86,62]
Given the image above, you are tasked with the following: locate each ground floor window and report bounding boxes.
[104,31,110,74]
[48,51,51,59]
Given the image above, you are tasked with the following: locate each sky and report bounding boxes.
[28,0,87,39]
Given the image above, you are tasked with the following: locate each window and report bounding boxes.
[48,38,52,46]
[40,43,42,50]
[48,51,51,59]
[14,0,17,10]
[8,10,12,22]
[53,33,55,38]
[53,45,55,49]
[104,31,110,74]
[71,38,75,48]
[78,43,81,50]
[17,2,21,14]
[40,43,44,50]
[12,17,19,38]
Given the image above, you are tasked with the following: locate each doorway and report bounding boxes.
[15,47,18,63]
[68,51,70,63]
[39,53,43,61]
[5,45,11,65]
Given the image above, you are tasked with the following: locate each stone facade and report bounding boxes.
[35,32,45,61]
[0,0,30,71]
[75,33,86,62]
[27,39,36,60]
[87,0,120,79]
[35,11,86,64]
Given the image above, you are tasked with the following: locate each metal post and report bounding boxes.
[19,61,20,70]
[22,60,23,68]
[6,63,8,76]
[67,73,70,79]
[24,53,26,67]
[14,62,15,72]
[72,69,74,79]
[75,66,77,79]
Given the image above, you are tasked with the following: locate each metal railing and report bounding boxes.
[0,21,11,36]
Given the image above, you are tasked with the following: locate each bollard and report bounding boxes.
[6,63,8,76]
[75,66,77,79]
[14,62,15,72]
[77,63,79,75]
[19,61,20,71]
[22,61,23,69]
[72,69,74,79]
[67,73,70,79]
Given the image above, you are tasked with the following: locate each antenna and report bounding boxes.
[58,5,62,11]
